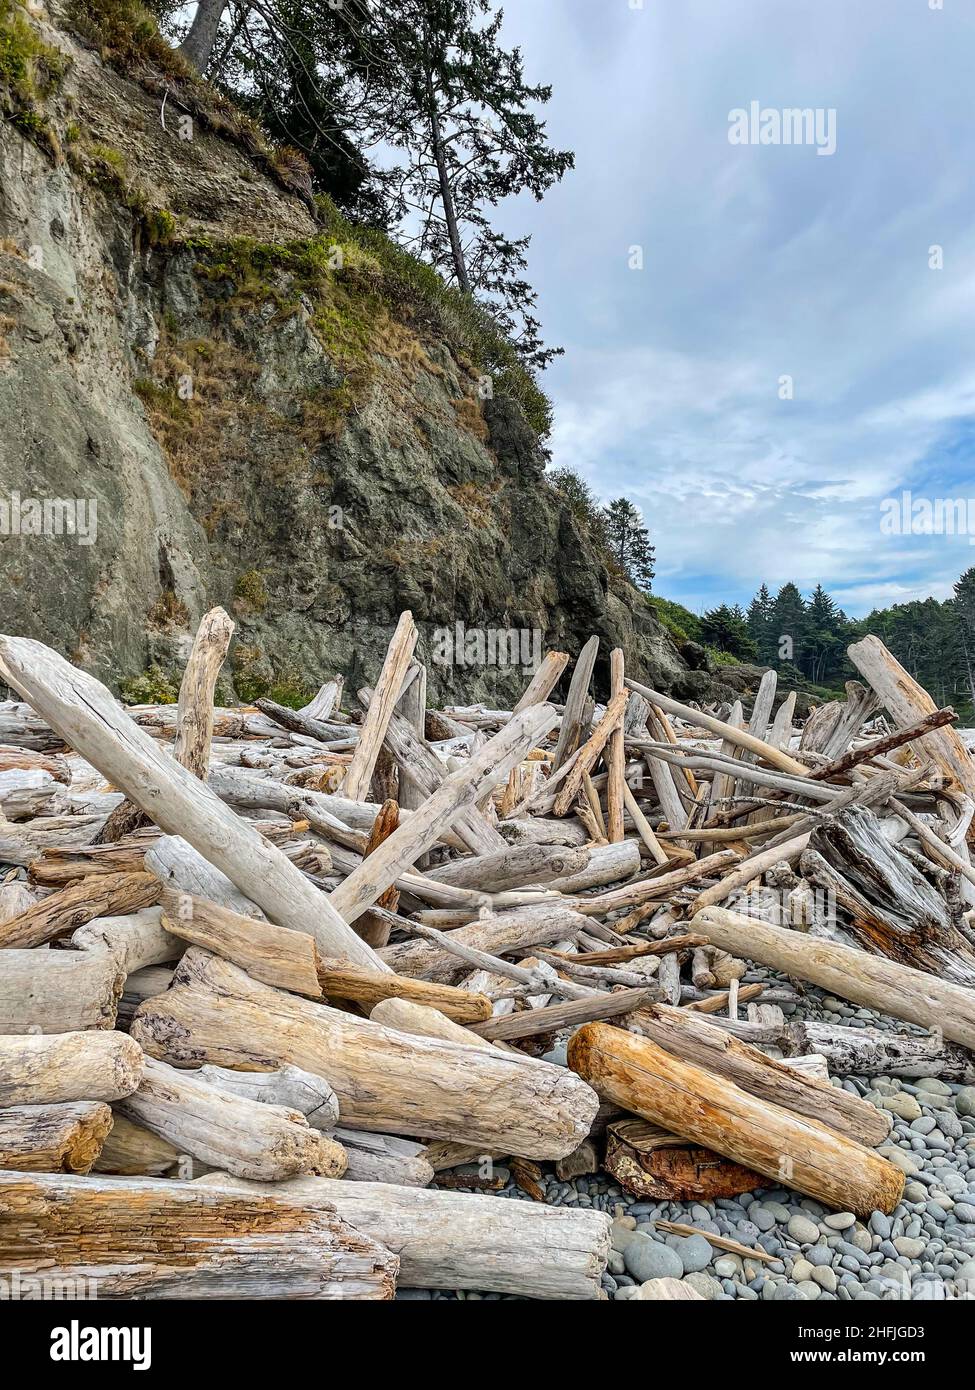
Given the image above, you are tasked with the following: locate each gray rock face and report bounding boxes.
[0,9,719,711]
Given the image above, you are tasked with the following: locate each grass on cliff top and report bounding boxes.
[63,0,552,440]
[0,0,69,154]
[195,197,552,439]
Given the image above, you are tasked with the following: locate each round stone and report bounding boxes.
[623,1233,683,1283]
[787,1214,820,1244]
[668,1234,713,1275]
[893,1237,926,1258]
[882,1094,922,1122]
[955,1088,975,1118]
[824,1212,856,1231]
[811,1266,838,1293]
[713,1256,741,1279]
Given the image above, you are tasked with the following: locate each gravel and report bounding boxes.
[430,966,975,1302]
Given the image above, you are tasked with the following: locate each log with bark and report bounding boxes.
[568,1022,905,1215]
[604,1118,765,1201]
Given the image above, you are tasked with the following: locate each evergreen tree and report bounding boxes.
[330,0,574,369]
[549,469,608,550]
[602,498,655,589]
[954,568,975,709]
[770,582,807,669]
[701,604,758,660]
[746,583,775,664]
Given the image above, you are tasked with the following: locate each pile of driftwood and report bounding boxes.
[1,609,975,1299]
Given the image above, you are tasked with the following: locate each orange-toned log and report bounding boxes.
[567,1022,905,1216]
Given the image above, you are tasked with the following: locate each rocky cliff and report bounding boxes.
[0,0,716,708]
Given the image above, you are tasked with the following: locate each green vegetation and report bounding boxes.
[67,0,192,80]
[233,569,269,614]
[0,0,69,155]
[119,664,178,704]
[646,595,703,646]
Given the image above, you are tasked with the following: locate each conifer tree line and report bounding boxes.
[702,572,975,716]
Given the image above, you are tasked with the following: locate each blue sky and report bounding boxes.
[490,0,975,617]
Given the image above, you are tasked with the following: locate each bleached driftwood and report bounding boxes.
[0,947,124,1033]
[131,949,598,1158]
[196,1063,340,1130]
[0,636,386,971]
[196,1173,610,1299]
[117,1057,347,1181]
[697,906,975,1049]
[0,1031,144,1105]
[378,903,588,983]
[344,612,418,800]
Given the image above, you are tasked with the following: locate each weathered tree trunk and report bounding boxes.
[0,1031,144,1105]
[791,1020,975,1084]
[0,1170,399,1299]
[117,1058,348,1181]
[625,1002,890,1147]
[178,0,229,73]
[426,843,589,892]
[697,905,975,1049]
[0,870,160,949]
[378,903,587,982]
[848,634,975,800]
[196,1173,610,1299]
[0,947,124,1033]
[568,1023,905,1216]
[131,949,599,1158]
[0,635,385,970]
[551,636,599,770]
[0,1101,113,1173]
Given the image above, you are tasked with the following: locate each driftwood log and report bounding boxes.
[0,947,125,1033]
[131,949,599,1158]
[696,906,975,1050]
[0,1031,144,1105]
[196,1173,610,1299]
[0,1101,113,1173]
[625,1001,891,1147]
[568,1023,905,1216]
[117,1058,348,1181]
[0,1171,398,1299]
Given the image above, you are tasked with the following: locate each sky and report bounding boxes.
[488,0,975,617]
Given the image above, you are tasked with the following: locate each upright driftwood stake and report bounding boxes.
[344,612,418,801]
[551,636,598,771]
[0,636,387,972]
[97,606,234,842]
[606,649,626,842]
